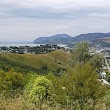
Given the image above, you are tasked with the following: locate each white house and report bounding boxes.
[100,71,106,79]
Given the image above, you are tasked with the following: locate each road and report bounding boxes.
[105,58,110,73]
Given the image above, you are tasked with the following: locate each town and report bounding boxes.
[0,44,65,54]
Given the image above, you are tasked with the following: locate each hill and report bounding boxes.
[90,37,110,47]
[0,50,71,75]
[33,34,72,44]
[33,33,110,46]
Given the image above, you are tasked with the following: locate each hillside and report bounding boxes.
[71,33,110,43]
[33,34,72,44]
[0,50,71,75]
[33,33,110,46]
[90,37,110,47]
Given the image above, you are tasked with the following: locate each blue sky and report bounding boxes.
[0,0,110,42]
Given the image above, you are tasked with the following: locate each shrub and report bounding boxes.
[24,76,53,107]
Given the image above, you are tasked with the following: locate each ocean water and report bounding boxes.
[0,42,67,47]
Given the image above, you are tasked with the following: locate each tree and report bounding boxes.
[71,63,105,110]
[71,42,91,65]
[6,69,24,90]
[90,54,104,70]
[71,42,104,70]
[0,69,25,96]
[0,69,24,90]
[46,73,71,105]
[45,64,105,109]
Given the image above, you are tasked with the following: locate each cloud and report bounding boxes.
[0,0,110,41]
[0,17,110,41]
[0,0,110,18]
[3,0,110,8]
[88,13,110,18]
[1,0,110,8]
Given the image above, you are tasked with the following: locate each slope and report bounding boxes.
[0,50,71,75]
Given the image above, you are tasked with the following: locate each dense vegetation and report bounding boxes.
[0,42,110,110]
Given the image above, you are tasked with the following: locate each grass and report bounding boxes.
[0,94,107,110]
[0,50,71,74]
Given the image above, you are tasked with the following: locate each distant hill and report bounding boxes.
[33,33,110,46]
[33,34,72,44]
[90,37,110,47]
[71,33,110,42]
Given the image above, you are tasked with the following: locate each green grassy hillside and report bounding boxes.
[0,50,71,74]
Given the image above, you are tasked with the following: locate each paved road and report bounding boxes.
[105,58,110,73]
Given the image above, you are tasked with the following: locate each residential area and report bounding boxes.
[0,44,64,54]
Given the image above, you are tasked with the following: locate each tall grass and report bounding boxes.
[0,94,108,110]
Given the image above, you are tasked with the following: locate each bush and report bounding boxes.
[24,76,53,108]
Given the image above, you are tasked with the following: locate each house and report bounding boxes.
[100,71,106,79]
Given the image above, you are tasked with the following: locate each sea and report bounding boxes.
[0,42,67,47]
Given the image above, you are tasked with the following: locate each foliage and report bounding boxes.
[90,54,104,70]
[71,42,104,72]
[0,45,109,110]
[24,75,53,107]
[71,42,91,65]
[46,73,70,105]
[0,56,41,74]
[72,63,105,110]
[46,63,106,110]
[106,72,110,82]
[0,69,25,95]
[103,88,110,110]
[48,63,105,109]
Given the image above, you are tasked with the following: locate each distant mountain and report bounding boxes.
[71,33,110,42]
[33,33,110,46]
[90,37,110,47]
[33,34,72,44]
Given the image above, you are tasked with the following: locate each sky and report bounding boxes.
[0,0,110,42]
